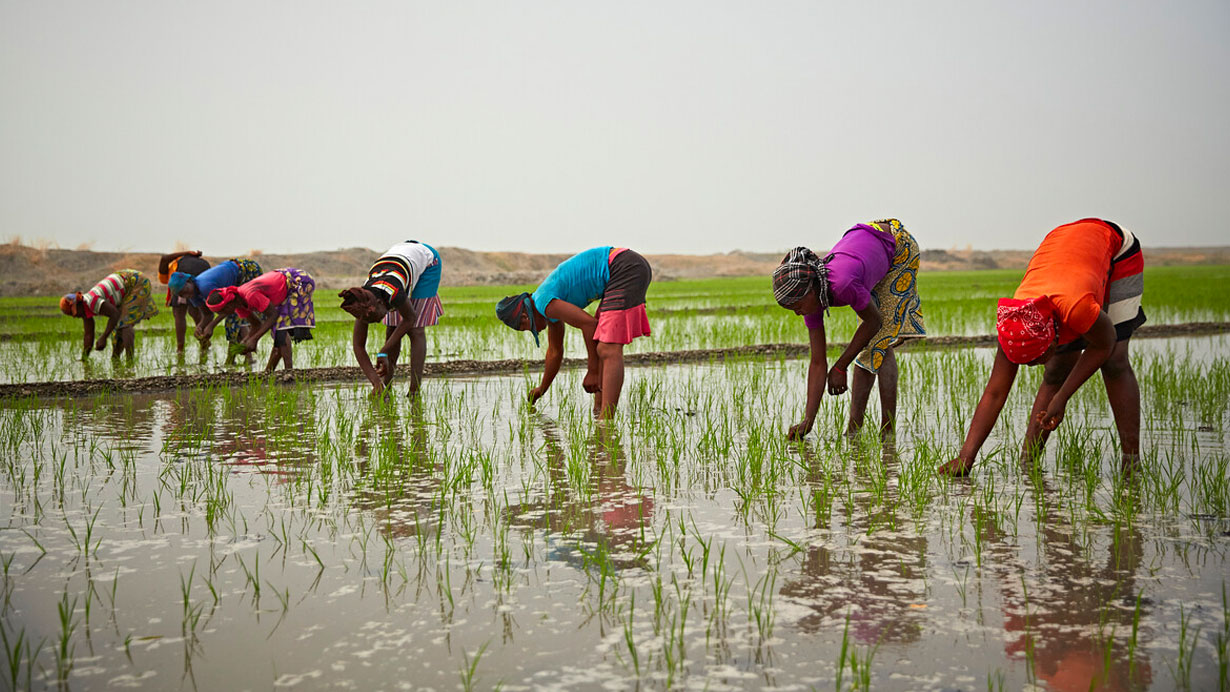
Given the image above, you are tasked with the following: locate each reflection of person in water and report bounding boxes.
[351,398,442,542]
[778,441,927,644]
[504,416,654,572]
[211,388,319,479]
[978,470,1152,691]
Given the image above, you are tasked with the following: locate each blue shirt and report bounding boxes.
[532,247,613,322]
[186,260,242,308]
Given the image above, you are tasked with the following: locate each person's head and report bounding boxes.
[496,293,543,346]
[59,292,86,318]
[168,271,195,302]
[338,287,389,323]
[996,297,1058,365]
[205,287,245,315]
[772,246,831,316]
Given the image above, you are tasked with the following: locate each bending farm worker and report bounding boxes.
[201,268,316,372]
[158,250,211,353]
[773,218,925,439]
[939,218,1145,477]
[339,240,444,396]
[170,257,264,364]
[497,246,653,418]
[60,269,159,360]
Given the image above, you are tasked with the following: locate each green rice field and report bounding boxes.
[1,266,1228,690]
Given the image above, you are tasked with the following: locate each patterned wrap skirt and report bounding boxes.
[855,219,925,373]
[273,268,315,343]
[115,270,159,329]
[223,258,265,344]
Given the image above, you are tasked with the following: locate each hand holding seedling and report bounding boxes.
[529,384,547,405]
[582,369,600,394]
[938,457,974,477]
[94,336,108,351]
[826,366,847,396]
[787,420,813,441]
[1037,396,1067,431]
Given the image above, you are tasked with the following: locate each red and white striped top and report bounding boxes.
[83,273,125,315]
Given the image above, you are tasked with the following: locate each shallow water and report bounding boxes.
[1,337,1227,689]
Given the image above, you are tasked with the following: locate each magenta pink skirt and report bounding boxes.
[594,303,651,344]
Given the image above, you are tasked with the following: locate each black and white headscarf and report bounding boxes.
[772,246,831,313]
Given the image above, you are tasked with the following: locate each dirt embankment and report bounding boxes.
[5,243,1229,297]
[2,321,1225,399]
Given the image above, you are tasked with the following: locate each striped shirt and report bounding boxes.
[363,241,436,307]
[83,273,126,315]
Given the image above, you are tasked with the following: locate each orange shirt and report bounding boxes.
[1013,219,1117,344]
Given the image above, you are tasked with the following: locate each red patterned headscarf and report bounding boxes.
[996,297,1055,364]
[206,286,241,313]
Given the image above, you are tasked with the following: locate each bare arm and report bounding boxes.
[1037,311,1116,431]
[378,301,416,355]
[530,321,567,404]
[243,311,279,351]
[158,250,201,277]
[939,347,1020,475]
[788,323,828,440]
[93,301,121,350]
[81,317,95,358]
[351,319,384,392]
[543,301,601,391]
[823,303,883,394]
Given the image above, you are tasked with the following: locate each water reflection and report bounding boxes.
[780,440,928,644]
[212,387,320,478]
[505,415,654,573]
[351,398,442,542]
[981,466,1153,691]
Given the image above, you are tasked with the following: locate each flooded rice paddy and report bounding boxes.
[2,335,1228,690]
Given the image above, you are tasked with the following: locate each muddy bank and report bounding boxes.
[2,321,1226,399]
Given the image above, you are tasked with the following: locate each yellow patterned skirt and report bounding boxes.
[115,270,159,329]
[854,219,925,373]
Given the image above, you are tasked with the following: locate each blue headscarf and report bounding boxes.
[496,293,541,347]
[168,271,192,298]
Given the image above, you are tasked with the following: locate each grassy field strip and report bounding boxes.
[2,320,1226,398]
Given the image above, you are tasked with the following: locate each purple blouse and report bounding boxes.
[803,224,896,329]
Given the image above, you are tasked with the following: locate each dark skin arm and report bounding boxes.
[1035,311,1116,432]
[939,347,1021,476]
[373,300,418,384]
[81,317,95,359]
[242,311,279,353]
[823,302,883,394]
[788,323,828,440]
[530,321,567,404]
[92,301,121,351]
[196,307,231,340]
[352,319,385,394]
[542,301,601,392]
[158,250,202,276]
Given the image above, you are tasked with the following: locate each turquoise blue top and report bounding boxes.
[532,246,613,322]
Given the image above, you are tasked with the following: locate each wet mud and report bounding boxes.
[2,320,1226,398]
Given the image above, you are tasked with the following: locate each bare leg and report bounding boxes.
[1100,339,1140,469]
[172,304,188,352]
[596,342,625,419]
[383,325,402,386]
[847,364,876,435]
[407,326,426,394]
[265,343,280,372]
[280,342,294,371]
[876,348,898,433]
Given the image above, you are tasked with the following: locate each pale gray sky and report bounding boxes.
[2,1,1227,255]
